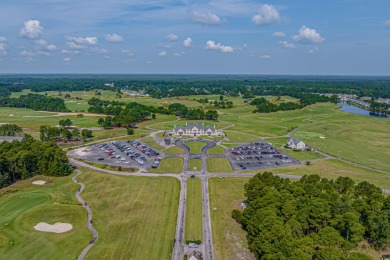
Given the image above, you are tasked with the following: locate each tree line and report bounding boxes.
[0,124,23,136]
[250,94,338,113]
[167,103,218,120]
[232,173,390,259]
[0,136,72,188]
[0,93,69,112]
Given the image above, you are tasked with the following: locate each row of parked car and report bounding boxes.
[127,140,160,157]
[111,141,151,165]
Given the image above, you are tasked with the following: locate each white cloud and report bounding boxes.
[158,51,167,56]
[91,47,108,54]
[293,25,325,43]
[66,41,85,49]
[260,54,271,59]
[252,4,280,26]
[122,49,134,56]
[191,11,224,25]
[166,34,179,41]
[105,33,123,42]
[183,37,192,47]
[272,31,286,38]
[308,47,319,54]
[279,41,296,49]
[20,20,43,39]
[20,50,50,58]
[0,43,7,56]
[174,52,181,57]
[63,57,71,63]
[205,40,234,53]
[61,49,80,55]
[66,36,98,45]
[34,39,56,51]
[384,20,390,27]
[0,36,6,42]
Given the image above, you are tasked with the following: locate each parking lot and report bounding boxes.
[226,142,300,171]
[69,140,163,170]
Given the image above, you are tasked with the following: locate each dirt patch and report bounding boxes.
[34,222,73,233]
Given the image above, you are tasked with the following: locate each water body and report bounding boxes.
[337,102,389,118]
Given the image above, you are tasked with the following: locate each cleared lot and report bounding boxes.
[226,142,300,172]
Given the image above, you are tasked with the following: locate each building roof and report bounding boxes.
[288,137,304,146]
[0,136,25,143]
[174,123,216,132]
[186,250,201,260]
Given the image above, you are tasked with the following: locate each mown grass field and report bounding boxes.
[163,146,185,155]
[206,158,234,173]
[76,168,179,260]
[189,159,202,171]
[149,157,183,173]
[185,177,203,243]
[0,174,90,260]
[185,141,206,154]
[224,131,260,142]
[207,145,226,155]
[140,136,165,151]
[244,159,390,190]
[209,177,255,260]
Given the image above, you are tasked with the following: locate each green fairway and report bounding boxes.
[77,168,179,260]
[149,157,183,173]
[189,159,202,171]
[209,177,255,260]
[185,141,206,154]
[207,145,226,155]
[244,159,390,190]
[206,158,234,173]
[224,131,260,142]
[185,177,203,243]
[163,146,185,155]
[0,175,90,260]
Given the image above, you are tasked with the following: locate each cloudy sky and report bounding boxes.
[0,0,390,75]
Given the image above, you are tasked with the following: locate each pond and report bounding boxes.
[337,102,389,118]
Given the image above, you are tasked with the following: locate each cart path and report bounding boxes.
[72,169,99,260]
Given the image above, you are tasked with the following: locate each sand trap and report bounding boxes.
[32,180,46,185]
[320,136,326,139]
[34,222,73,233]
[73,148,92,156]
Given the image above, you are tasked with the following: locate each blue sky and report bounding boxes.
[0,0,390,75]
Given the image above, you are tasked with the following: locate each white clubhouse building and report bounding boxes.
[172,123,222,137]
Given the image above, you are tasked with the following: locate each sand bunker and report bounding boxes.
[32,180,46,185]
[34,222,73,233]
[320,136,326,139]
[73,148,92,156]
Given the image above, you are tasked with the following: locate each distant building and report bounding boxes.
[186,250,201,260]
[0,136,25,143]
[288,137,306,150]
[172,123,221,137]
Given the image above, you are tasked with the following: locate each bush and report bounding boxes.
[186,240,201,245]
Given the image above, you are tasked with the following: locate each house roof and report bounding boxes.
[288,137,304,146]
[186,250,201,260]
[174,123,216,132]
[0,136,25,143]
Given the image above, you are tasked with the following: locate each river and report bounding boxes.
[337,102,389,118]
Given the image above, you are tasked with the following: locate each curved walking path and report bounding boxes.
[72,169,99,260]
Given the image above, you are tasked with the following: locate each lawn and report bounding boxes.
[147,120,231,131]
[189,159,202,171]
[209,177,255,260]
[244,159,390,190]
[185,177,203,243]
[76,168,180,260]
[0,174,90,260]
[207,145,226,155]
[206,158,234,173]
[224,131,260,142]
[140,136,165,151]
[185,141,206,154]
[149,157,183,173]
[163,146,185,155]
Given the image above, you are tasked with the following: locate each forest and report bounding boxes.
[0,135,72,188]
[232,173,390,260]
[2,75,390,98]
[0,93,69,112]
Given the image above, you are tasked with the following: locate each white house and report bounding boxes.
[288,137,306,150]
[172,123,221,137]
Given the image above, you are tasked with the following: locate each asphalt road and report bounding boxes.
[172,176,187,260]
[72,169,99,260]
[201,176,214,260]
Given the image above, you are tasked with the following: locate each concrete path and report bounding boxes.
[72,169,99,260]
